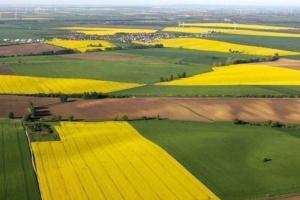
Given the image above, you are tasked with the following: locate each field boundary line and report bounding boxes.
[16,124,30,200]
[1,123,7,199]
[22,123,42,199]
[174,102,215,122]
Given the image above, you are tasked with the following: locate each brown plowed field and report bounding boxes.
[1,96,300,123]
[277,196,300,200]
[0,95,59,118]
[0,43,66,57]
[253,58,300,70]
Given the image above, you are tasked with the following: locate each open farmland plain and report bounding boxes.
[132,120,300,200]
[0,52,211,84]
[32,121,219,200]
[0,120,40,200]
[163,27,300,38]
[147,38,300,56]
[2,5,300,200]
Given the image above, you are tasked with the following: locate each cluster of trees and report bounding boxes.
[233,119,300,129]
[160,72,187,82]
[214,54,280,67]
[26,92,129,99]
[106,43,164,51]
[27,122,54,134]
[114,114,162,121]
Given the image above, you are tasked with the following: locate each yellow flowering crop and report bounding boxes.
[183,23,297,31]
[150,38,299,56]
[47,38,115,52]
[32,121,220,200]
[64,27,157,36]
[0,75,141,94]
[163,27,300,38]
[159,64,300,86]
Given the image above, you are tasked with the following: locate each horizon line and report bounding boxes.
[0,3,300,7]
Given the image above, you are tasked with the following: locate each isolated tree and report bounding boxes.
[7,112,14,119]
[68,116,75,121]
[122,115,129,121]
[60,95,68,103]
[22,113,31,122]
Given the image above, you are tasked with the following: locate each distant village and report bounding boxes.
[0,23,216,46]
[0,38,44,45]
[62,30,214,44]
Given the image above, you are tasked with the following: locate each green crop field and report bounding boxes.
[212,33,300,52]
[112,85,300,97]
[131,120,300,200]
[0,48,259,84]
[0,23,68,40]
[1,53,211,84]
[118,48,260,65]
[0,120,40,200]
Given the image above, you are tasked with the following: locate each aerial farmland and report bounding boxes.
[1,2,300,200]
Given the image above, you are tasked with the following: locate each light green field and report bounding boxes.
[0,120,40,200]
[131,120,300,200]
[212,33,300,52]
[117,48,259,65]
[0,52,210,84]
[0,48,262,84]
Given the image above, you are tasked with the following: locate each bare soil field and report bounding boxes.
[0,43,66,57]
[61,52,144,61]
[47,97,300,123]
[0,64,15,75]
[1,96,300,123]
[253,58,300,70]
[0,95,59,118]
[277,196,300,200]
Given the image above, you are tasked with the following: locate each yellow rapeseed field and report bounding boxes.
[183,23,297,30]
[150,38,299,56]
[47,38,115,52]
[159,64,300,86]
[64,27,157,36]
[31,121,220,200]
[0,75,140,94]
[163,27,300,38]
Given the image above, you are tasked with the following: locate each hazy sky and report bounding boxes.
[1,0,299,6]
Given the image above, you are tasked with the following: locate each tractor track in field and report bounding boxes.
[173,102,215,122]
